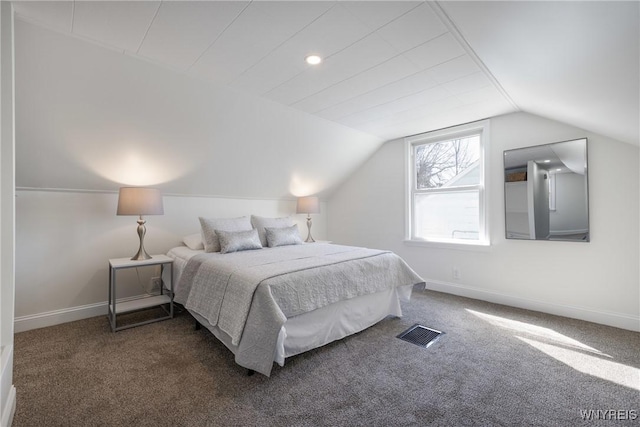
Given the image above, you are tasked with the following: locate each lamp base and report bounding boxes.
[131,249,152,261]
[131,216,152,260]
[305,215,315,243]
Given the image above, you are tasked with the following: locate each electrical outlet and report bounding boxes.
[150,277,162,292]
[452,267,461,281]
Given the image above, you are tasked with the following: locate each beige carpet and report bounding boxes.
[13,287,640,426]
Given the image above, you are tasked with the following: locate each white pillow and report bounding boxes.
[265,224,303,248]
[199,216,253,253]
[251,215,295,247]
[183,233,204,250]
[216,229,262,254]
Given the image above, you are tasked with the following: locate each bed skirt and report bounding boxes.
[191,283,412,368]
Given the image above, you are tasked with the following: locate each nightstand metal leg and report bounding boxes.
[109,266,116,332]
[169,263,174,319]
[159,263,174,319]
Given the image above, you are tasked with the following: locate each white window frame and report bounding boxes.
[404,120,490,250]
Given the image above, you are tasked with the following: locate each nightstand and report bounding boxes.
[108,255,174,332]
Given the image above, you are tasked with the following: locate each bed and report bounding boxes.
[166,242,424,376]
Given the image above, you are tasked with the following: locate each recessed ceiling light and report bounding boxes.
[556,168,562,171]
[305,55,322,65]
[542,160,551,163]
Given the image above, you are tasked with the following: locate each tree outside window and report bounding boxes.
[406,121,489,245]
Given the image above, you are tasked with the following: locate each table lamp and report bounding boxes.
[117,187,164,260]
[296,196,320,243]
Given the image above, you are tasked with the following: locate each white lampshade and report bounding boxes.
[296,196,320,214]
[117,187,164,216]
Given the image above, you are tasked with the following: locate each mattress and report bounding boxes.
[166,244,420,375]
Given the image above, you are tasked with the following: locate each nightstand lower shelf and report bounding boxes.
[107,295,173,332]
[114,295,171,314]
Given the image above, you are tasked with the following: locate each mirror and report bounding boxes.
[504,138,589,242]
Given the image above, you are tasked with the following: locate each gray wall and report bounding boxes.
[15,20,383,199]
[15,190,327,331]
[13,18,358,330]
[328,112,640,331]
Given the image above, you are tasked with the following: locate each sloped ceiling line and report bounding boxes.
[69,0,75,33]
[135,1,162,55]
[431,1,519,112]
[439,1,639,146]
[185,1,252,72]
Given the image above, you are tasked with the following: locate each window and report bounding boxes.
[406,120,489,246]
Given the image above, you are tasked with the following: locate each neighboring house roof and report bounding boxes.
[442,160,480,188]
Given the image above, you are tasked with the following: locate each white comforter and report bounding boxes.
[174,244,424,376]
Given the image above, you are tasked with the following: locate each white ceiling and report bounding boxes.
[12,1,639,146]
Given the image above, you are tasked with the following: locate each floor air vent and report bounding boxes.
[397,324,443,348]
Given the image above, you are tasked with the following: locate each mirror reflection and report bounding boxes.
[504,138,589,242]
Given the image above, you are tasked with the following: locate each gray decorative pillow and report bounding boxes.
[251,215,295,247]
[265,224,303,248]
[199,216,252,252]
[216,229,263,254]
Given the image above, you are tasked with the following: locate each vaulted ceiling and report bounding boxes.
[12,1,639,146]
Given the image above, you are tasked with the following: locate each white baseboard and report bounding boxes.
[14,283,640,334]
[14,294,154,333]
[424,279,640,332]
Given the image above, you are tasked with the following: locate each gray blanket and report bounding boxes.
[176,244,424,375]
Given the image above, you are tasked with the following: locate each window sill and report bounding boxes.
[403,239,491,252]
